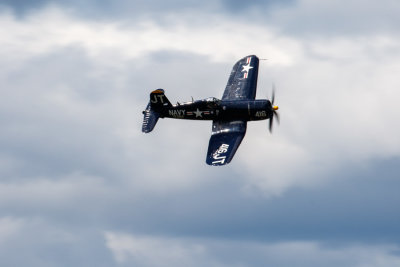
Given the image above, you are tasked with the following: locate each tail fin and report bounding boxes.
[149,89,172,112]
[142,103,160,133]
[142,89,172,133]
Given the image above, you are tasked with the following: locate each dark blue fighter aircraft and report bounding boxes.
[142,55,279,166]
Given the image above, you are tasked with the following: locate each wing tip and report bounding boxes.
[206,158,231,166]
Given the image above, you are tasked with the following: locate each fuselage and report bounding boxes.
[158,97,273,121]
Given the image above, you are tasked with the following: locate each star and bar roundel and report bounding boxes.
[242,56,254,79]
[222,55,259,101]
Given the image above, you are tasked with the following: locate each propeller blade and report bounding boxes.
[271,84,276,105]
[269,115,274,132]
[274,110,280,124]
[268,84,279,133]
[269,111,280,132]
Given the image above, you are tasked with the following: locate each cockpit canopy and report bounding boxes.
[205,97,220,103]
[204,97,220,107]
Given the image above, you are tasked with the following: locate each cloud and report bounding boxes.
[2,5,400,194]
[105,232,400,267]
[1,3,400,266]
[0,6,299,65]
[105,232,208,266]
[266,0,400,36]
[0,216,114,267]
[4,0,400,37]
[0,217,24,243]
[1,6,299,195]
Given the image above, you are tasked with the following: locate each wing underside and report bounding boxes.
[206,120,247,166]
[222,55,259,100]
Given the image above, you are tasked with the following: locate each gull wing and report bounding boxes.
[222,55,259,100]
[206,120,247,166]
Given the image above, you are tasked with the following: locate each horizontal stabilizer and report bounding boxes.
[142,103,160,133]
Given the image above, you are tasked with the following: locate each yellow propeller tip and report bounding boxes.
[273,106,279,111]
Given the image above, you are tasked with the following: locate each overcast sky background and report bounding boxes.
[1,0,400,266]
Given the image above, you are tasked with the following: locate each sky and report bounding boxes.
[1,0,400,266]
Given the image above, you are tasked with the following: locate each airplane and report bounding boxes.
[142,55,279,166]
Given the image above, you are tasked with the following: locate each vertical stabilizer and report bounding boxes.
[149,89,172,112]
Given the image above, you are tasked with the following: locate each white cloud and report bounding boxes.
[0,7,301,66]
[105,232,400,267]
[105,232,207,266]
[1,5,400,198]
[0,215,113,267]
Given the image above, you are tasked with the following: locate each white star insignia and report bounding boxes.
[242,63,253,73]
[193,108,203,118]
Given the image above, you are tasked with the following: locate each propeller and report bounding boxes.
[269,84,280,133]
